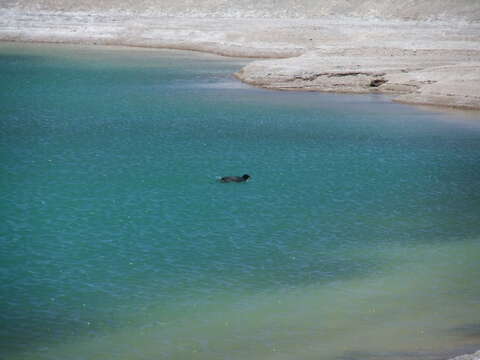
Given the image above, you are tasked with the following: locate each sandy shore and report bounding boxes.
[1,10,480,110]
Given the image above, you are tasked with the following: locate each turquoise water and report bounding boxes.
[1,42,480,360]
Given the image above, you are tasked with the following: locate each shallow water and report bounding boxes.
[1,42,480,360]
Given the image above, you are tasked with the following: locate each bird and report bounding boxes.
[219,174,251,183]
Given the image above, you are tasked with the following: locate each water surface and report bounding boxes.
[1,42,480,360]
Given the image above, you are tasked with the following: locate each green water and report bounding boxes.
[1,42,480,360]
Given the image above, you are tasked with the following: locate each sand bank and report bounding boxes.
[1,9,480,110]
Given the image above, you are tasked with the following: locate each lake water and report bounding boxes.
[1,42,479,360]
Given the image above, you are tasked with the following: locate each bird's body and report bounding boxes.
[220,174,251,183]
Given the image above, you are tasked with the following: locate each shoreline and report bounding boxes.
[1,11,480,111]
[4,40,480,120]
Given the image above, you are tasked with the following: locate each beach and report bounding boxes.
[1,1,480,110]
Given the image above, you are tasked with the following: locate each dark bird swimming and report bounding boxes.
[220,174,251,183]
